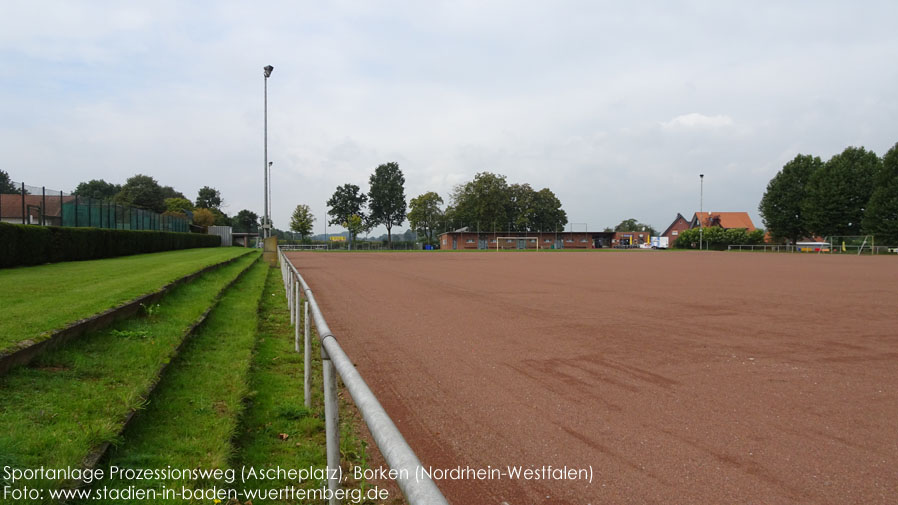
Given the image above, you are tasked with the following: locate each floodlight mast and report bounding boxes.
[699,173,704,250]
[263,65,274,238]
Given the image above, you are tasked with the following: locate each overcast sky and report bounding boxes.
[3,1,897,235]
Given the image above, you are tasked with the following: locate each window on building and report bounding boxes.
[544,239,551,243]
[490,239,497,243]
[466,239,474,243]
[580,239,587,242]
[672,230,678,236]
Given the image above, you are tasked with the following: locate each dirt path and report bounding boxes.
[287,251,898,505]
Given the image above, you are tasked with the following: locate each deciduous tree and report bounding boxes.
[73,179,121,200]
[759,154,822,244]
[164,197,194,213]
[863,142,898,244]
[115,174,166,213]
[193,208,215,227]
[803,146,880,237]
[233,209,259,233]
[408,192,444,245]
[612,218,657,236]
[290,204,316,240]
[195,186,222,210]
[327,184,367,227]
[367,162,407,248]
[0,170,16,193]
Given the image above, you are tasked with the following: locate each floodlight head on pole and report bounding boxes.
[264,65,274,78]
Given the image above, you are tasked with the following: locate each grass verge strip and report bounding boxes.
[70,259,270,504]
[0,252,259,499]
[234,266,377,504]
[0,249,253,376]
[0,247,252,355]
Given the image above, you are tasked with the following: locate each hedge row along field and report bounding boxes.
[0,222,220,268]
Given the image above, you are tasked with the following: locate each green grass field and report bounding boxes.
[0,247,251,353]
[0,252,377,504]
[0,252,259,494]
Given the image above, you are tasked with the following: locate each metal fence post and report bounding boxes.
[294,282,300,353]
[289,274,295,325]
[322,344,341,505]
[41,187,46,226]
[304,300,310,408]
[21,182,26,224]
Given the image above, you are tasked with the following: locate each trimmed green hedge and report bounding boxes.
[0,222,220,268]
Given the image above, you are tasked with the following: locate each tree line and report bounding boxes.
[69,175,261,233]
[759,143,898,245]
[315,165,568,249]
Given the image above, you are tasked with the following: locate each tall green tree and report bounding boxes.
[803,146,880,237]
[367,162,407,248]
[508,183,536,231]
[327,183,367,243]
[759,154,822,244]
[449,172,510,232]
[73,179,121,200]
[863,142,898,244]
[233,209,259,233]
[408,192,444,245]
[195,186,222,210]
[0,170,16,193]
[290,204,316,240]
[115,174,166,213]
[529,188,567,232]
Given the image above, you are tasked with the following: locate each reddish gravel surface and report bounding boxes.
[287,251,898,505]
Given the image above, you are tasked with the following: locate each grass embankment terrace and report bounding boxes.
[0,247,252,354]
[74,265,374,504]
[70,258,270,504]
[0,252,259,496]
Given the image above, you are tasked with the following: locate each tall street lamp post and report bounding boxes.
[268,161,273,231]
[699,173,704,250]
[263,64,274,238]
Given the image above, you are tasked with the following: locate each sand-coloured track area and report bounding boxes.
[287,250,898,505]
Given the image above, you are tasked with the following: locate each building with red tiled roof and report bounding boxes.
[690,212,756,231]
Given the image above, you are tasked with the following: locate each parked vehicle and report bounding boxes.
[651,236,669,249]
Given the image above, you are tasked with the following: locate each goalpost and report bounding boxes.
[496,237,539,251]
[822,235,876,255]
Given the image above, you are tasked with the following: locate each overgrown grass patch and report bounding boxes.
[0,252,259,496]
[0,247,251,352]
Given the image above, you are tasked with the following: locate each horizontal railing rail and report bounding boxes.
[277,246,450,505]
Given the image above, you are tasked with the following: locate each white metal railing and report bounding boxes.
[280,244,329,251]
[277,247,449,505]
[727,244,800,252]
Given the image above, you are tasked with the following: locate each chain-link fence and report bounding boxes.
[0,181,188,232]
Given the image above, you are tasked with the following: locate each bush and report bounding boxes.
[674,227,765,250]
[0,222,220,268]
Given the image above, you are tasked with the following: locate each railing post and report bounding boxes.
[289,274,294,325]
[322,344,341,505]
[304,300,310,408]
[294,278,300,353]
